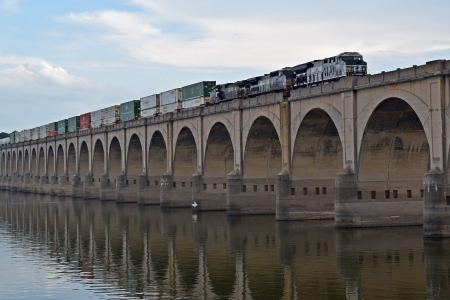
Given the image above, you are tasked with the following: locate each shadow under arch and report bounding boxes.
[148,131,167,177]
[24,149,29,174]
[30,149,36,175]
[108,137,122,180]
[38,147,45,176]
[127,134,143,177]
[174,127,197,177]
[79,141,89,177]
[92,139,105,181]
[47,146,55,176]
[204,122,234,178]
[67,143,76,176]
[56,144,64,176]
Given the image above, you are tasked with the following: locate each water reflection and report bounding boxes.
[0,192,449,299]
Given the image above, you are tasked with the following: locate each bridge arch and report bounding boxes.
[47,146,55,176]
[148,130,166,176]
[204,122,234,177]
[127,134,143,176]
[242,110,281,159]
[30,148,37,175]
[108,137,122,179]
[56,144,64,176]
[358,97,429,184]
[92,139,105,180]
[356,89,430,165]
[12,151,16,173]
[174,127,197,176]
[1,152,5,175]
[243,116,282,178]
[38,147,45,175]
[79,141,89,177]
[18,150,23,175]
[24,149,29,173]
[292,108,343,180]
[67,143,76,176]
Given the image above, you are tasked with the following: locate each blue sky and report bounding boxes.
[0,0,449,132]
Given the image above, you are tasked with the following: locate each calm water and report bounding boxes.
[0,192,449,299]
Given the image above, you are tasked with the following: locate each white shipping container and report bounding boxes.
[0,137,10,146]
[91,120,103,128]
[160,89,181,106]
[103,116,120,125]
[32,127,40,140]
[40,125,48,138]
[102,105,120,119]
[17,131,24,143]
[141,107,159,117]
[182,97,209,109]
[91,109,102,121]
[24,129,31,141]
[140,94,160,110]
[161,102,180,113]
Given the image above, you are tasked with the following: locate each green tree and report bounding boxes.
[0,132,9,139]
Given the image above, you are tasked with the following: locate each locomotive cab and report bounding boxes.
[340,52,367,76]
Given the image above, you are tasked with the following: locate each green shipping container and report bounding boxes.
[10,131,17,144]
[68,116,80,132]
[48,122,58,131]
[182,81,216,101]
[120,100,141,122]
[58,119,68,134]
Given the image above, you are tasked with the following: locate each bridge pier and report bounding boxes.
[423,168,450,237]
[22,173,33,193]
[191,173,227,211]
[137,175,160,205]
[160,174,192,208]
[72,174,83,198]
[49,175,58,196]
[39,173,51,195]
[116,174,138,203]
[99,174,116,201]
[83,174,100,199]
[58,174,71,197]
[10,172,19,192]
[32,175,39,193]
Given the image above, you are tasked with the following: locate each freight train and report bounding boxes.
[2,52,367,145]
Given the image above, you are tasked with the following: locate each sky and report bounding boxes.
[0,0,449,133]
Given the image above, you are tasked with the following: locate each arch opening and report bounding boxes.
[174,127,197,176]
[38,148,45,176]
[12,152,16,173]
[79,142,89,177]
[359,98,429,185]
[1,153,5,176]
[244,116,282,179]
[148,131,167,177]
[56,145,64,176]
[18,151,23,175]
[47,146,55,176]
[6,152,11,175]
[109,137,122,179]
[31,149,36,175]
[67,143,76,176]
[92,140,105,181]
[24,150,29,174]
[292,109,343,180]
[204,122,234,178]
[127,134,142,177]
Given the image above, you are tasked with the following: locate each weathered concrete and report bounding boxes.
[423,168,450,237]
[0,59,449,232]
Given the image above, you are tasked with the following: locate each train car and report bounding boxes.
[48,122,58,136]
[120,100,140,122]
[40,125,48,138]
[181,81,215,108]
[68,116,80,132]
[80,113,91,130]
[91,109,103,128]
[141,94,160,117]
[102,105,120,126]
[160,88,182,113]
[0,137,10,146]
[31,127,40,140]
[58,119,68,135]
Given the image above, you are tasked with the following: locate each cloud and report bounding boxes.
[0,0,20,11]
[65,0,450,71]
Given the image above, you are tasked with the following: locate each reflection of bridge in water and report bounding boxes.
[1,192,450,299]
[1,59,450,236]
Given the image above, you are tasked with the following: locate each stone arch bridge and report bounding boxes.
[1,59,450,232]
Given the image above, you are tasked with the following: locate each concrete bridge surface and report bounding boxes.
[1,59,450,236]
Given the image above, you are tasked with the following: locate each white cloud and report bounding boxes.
[65,0,450,71]
[0,0,20,11]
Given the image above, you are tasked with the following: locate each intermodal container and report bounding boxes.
[15,131,23,143]
[103,116,119,126]
[91,109,102,122]
[140,94,160,110]
[182,81,216,101]
[0,137,10,146]
[58,119,68,134]
[68,116,80,132]
[91,120,103,128]
[48,130,58,136]
[10,131,16,144]
[120,100,140,121]
[102,105,120,119]
[141,107,158,117]
[80,113,91,130]
[31,127,40,140]
[24,129,31,141]
[48,122,58,132]
[40,125,48,138]
[160,89,182,113]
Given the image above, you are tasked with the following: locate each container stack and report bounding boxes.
[9,132,16,144]
[31,127,40,140]
[102,105,120,126]
[120,101,140,122]
[48,122,58,136]
[40,125,48,138]
[0,137,10,146]
[58,119,68,135]
[80,113,91,130]
[68,116,80,132]
[24,129,31,141]
[140,94,159,117]
[91,109,103,128]
[160,88,182,113]
[182,81,216,108]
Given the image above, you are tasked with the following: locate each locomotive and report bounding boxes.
[210,52,367,104]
